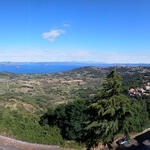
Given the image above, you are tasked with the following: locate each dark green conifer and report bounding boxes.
[86,70,134,148]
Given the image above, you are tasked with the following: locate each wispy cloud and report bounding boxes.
[42,29,65,42]
[63,23,70,27]
[1,49,150,63]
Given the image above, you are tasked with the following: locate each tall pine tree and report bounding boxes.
[86,70,135,148]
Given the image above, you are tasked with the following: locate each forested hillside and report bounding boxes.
[0,66,150,149]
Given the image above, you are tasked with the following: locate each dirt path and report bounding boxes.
[0,135,67,150]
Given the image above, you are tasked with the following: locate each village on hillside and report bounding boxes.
[129,82,150,96]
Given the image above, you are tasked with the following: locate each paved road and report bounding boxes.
[0,145,21,150]
[1,130,150,150]
[116,130,150,150]
[0,135,64,150]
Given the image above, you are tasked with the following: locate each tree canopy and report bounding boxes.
[86,70,148,148]
[39,69,149,149]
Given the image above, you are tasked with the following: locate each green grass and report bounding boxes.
[0,108,64,145]
[9,84,23,88]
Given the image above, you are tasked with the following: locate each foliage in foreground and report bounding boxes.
[85,70,149,148]
[40,70,149,149]
[40,99,88,141]
[0,108,63,145]
[0,106,84,149]
[0,69,149,149]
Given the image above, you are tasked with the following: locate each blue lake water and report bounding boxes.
[0,63,149,74]
[0,63,103,74]
[0,64,84,73]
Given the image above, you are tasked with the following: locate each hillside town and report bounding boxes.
[129,82,150,96]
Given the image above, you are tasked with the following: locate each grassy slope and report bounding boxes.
[0,66,150,146]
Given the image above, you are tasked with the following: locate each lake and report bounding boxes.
[0,62,149,74]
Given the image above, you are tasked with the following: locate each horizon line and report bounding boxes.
[0,61,150,64]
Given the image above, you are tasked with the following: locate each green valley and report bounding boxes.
[0,66,150,149]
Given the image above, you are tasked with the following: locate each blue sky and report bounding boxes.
[0,0,150,63]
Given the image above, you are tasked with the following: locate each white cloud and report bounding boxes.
[1,49,150,63]
[42,29,65,42]
[63,23,70,27]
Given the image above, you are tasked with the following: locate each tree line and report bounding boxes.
[40,70,149,149]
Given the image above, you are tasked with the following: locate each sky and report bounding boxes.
[0,0,150,63]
